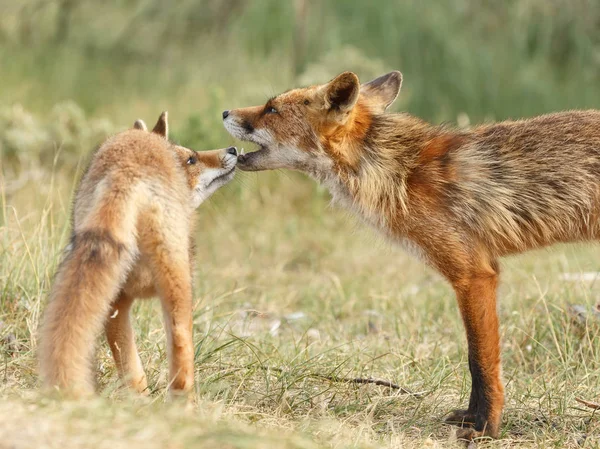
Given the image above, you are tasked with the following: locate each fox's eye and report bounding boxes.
[187,156,197,165]
[266,106,278,114]
[303,99,310,105]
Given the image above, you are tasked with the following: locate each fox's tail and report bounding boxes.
[39,186,138,395]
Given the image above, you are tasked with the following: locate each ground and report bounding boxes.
[1,168,599,448]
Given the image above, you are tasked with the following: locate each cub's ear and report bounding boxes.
[323,72,360,114]
[152,111,169,139]
[361,71,402,113]
[133,119,148,131]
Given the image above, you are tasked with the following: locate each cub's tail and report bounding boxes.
[39,188,138,395]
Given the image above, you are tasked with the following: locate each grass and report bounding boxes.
[1,161,599,448]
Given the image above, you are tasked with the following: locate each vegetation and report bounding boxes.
[1,1,600,447]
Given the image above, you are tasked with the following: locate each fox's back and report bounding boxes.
[78,131,183,196]
[444,110,600,254]
[73,131,189,228]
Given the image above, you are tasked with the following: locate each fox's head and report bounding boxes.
[223,71,402,175]
[136,112,237,207]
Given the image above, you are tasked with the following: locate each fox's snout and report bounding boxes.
[219,146,238,167]
[193,146,238,168]
[222,107,279,171]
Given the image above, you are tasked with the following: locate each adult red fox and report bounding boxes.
[39,112,237,396]
[223,71,600,439]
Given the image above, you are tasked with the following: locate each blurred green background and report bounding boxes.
[2,0,600,172]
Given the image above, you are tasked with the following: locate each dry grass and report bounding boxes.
[1,164,599,448]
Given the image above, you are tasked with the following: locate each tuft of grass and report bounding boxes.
[0,394,326,449]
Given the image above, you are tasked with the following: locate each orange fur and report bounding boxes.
[418,134,463,164]
[318,100,373,170]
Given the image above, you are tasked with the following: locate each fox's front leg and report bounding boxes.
[149,242,195,395]
[446,266,504,439]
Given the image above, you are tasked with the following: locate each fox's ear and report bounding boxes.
[133,119,148,131]
[323,72,360,114]
[152,111,169,139]
[361,71,402,113]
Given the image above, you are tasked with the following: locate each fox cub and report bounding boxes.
[40,112,237,396]
[223,71,600,439]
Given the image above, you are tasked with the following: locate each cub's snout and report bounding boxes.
[185,146,237,207]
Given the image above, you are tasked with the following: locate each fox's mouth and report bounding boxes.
[206,165,236,188]
[222,118,270,170]
[237,144,268,167]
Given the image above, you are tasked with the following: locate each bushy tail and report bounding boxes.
[39,192,137,395]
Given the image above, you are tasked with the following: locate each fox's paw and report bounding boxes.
[455,427,495,442]
[131,374,149,395]
[444,409,477,428]
[446,410,498,441]
[168,388,196,412]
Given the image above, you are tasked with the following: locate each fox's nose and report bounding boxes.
[226,146,237,156]
[222,110,230,120]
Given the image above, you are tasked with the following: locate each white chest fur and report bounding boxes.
[322,178,429,264]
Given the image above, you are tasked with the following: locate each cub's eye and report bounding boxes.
[186,156,197,165]
[266,106,278,114]
[303,99,310,105]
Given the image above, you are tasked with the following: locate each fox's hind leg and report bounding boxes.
[105,291,148,394]
[446,261,504,440]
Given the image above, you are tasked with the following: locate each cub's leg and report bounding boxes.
[445,264,504,439]
[105,291,148,393]
[145,234,195,395]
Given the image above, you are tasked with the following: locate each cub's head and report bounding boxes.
[135,112,237,208]
[222,71,402,173]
